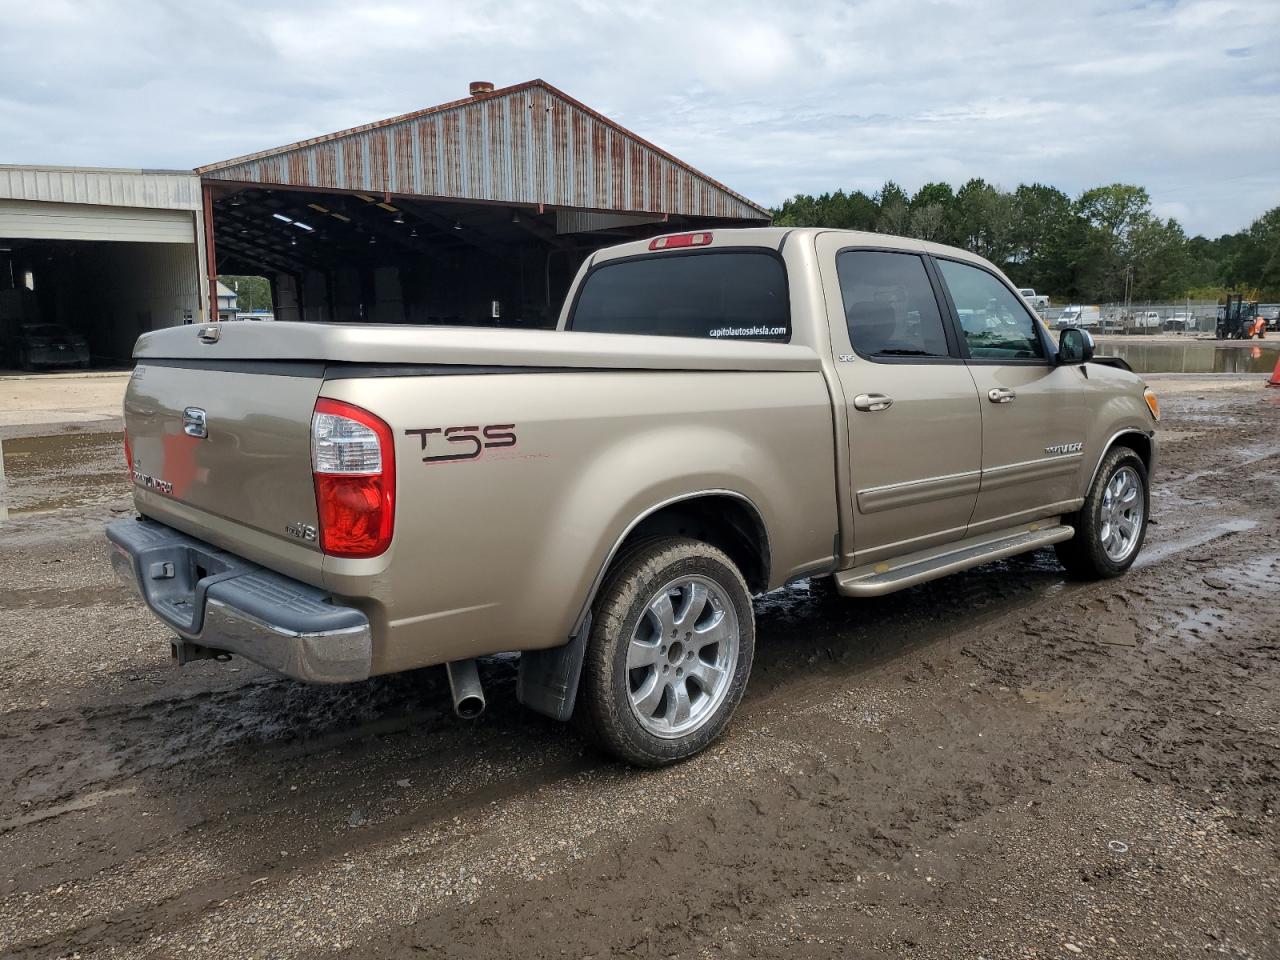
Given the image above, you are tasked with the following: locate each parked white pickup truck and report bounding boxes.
[109,228,1159,765]
[1017,288,1050,312]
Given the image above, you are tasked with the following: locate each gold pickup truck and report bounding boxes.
[108,227,1159,765]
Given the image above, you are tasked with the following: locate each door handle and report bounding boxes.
[987,387,1017,404]
[853,393,894,412]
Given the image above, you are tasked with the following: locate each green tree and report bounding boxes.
[1221,207,1280,298]
[1129,217,1190,300]
[874,180,910,211]
[1075,184,1155,302]
[769,182,1279,303]
[220,275,273,314]
[954,178,1017,264]
[772,189,878,231]
[910,181,956,210]
[908,204,947,242]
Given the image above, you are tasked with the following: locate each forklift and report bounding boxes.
[1216,293,1264,339]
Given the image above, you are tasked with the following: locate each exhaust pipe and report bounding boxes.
[445,659,486,719]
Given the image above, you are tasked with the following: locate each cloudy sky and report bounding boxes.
[2,0,1277,236]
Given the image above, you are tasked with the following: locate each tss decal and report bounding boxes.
[406,424,517,464]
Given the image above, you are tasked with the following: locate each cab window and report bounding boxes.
[569,251,790,341]
[835,251,950,360]
[936,259,1046,360]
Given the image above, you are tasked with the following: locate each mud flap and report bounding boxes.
[516,614,590,723]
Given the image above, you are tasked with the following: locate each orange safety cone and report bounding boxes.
[1269,353,1280,388]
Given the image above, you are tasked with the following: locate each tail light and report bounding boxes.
[123,429,133,479]
[311,398,395,558]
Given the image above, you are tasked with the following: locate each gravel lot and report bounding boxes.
[0,374,1276,959]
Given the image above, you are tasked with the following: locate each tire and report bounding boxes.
[18,350,33,372]
[1055,446,1149,579]
[575,536,755,767]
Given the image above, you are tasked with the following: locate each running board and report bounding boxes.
[834,523,1075,598]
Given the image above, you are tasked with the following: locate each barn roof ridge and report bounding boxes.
[196,79,768,220]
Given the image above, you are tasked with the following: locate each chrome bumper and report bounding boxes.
[107,517,371,683]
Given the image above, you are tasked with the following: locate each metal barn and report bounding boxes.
[197,79,770,327]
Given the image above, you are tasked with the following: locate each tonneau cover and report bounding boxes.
[133,322,822,372]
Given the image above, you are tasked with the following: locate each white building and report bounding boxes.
[0,164,210,363]
[216,280,238,321]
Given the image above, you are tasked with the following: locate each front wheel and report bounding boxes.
[575,537,755,767]
[1055,447,1149,579]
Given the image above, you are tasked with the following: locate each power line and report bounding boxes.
[1147,164,1280,199]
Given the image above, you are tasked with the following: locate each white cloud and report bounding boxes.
[0,0,1277,234]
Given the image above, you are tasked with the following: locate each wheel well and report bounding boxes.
[1109,431,1152,472]
[620,495,771,594]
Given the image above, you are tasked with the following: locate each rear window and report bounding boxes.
[569,251,790,341]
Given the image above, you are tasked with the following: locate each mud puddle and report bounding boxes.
[0,432,125,516]
[1098,339,1279,373]
[1,378,1277,960]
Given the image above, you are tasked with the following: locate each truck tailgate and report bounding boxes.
[124,360,324,580]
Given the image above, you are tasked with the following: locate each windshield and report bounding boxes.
[21,324,68,337]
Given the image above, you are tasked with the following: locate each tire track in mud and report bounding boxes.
[349,516,1279,959]
[2,384,1277,958]
[6,511,1270,959]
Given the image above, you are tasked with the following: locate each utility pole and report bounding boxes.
[1124,264,1133,332]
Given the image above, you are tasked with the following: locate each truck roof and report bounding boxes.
[588,226,999,274]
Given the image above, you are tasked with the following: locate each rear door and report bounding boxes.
[816,238,983,565]
[931,256,1086,536]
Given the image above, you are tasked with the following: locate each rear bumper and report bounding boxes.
[107,517,371,683]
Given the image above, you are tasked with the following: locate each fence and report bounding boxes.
[1041,300,1223,333]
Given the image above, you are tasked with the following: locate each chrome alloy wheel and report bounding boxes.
[1100,465,1144,563]
[625,575,740,739]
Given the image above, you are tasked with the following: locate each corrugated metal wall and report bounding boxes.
[200,84,768,221]
[0,200,196,243]
[0,165,202,211]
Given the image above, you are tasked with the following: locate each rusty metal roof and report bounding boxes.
[197,80,769,221]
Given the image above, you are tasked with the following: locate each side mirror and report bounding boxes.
[1058,327,1094,365]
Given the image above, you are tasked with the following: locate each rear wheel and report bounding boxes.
[575,537,754,767]
[1056,447,1149,579]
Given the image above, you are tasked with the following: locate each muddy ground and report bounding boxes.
[0,374,1276,959]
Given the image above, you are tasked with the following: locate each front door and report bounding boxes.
[817,239,983,566]
[932,256,1086,536]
